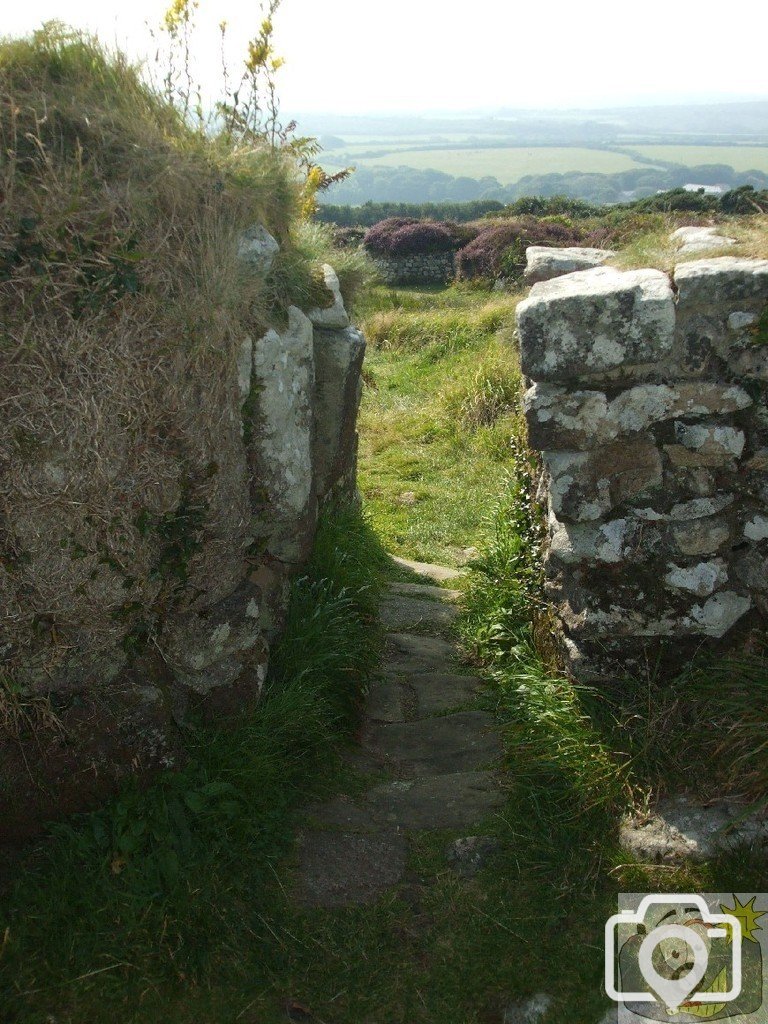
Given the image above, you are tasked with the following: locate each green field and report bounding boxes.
[349,145,649,184]
[633,144,768,172]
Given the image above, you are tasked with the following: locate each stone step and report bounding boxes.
[363,711,502,776]
[388,582,462,602]
[297,830,408,907]
[390,555,461,582]
[384,632,458,675]
[410,671,482,715]
[380,593,460,632]
[305,771,504,832]
[367,671,482,723]
[365,677,406,723]
[365,771,504,829]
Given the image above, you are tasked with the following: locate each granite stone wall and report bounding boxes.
[371,251,456,286]
[517,258,768,681]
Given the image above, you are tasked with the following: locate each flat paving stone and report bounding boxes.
[410,671,482,715]
[297,830,408,907]
[366,678,405,722]
[380,594,460,631]
[389,582,462,602]
[364,711,502,776]
[384,632,457,675]
[390,555,461,582]
[365,771,504,829]
[304,795,378,830]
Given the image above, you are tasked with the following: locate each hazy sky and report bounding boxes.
[4,0,768,115]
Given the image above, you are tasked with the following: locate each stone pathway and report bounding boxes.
[297,558,505,908]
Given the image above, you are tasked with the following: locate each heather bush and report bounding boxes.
[455,218,583,280]
[363,217,458,257]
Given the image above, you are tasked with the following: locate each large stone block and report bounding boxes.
[544,438,663,521]
[516,267,675,383]
[674,256,768,306]
[313,325,366,499]
[307,264,350,331]
[523,245,615,285]
[163,580,268,695]
[524,384,614,449]
[673,421,745,459]
[674,259,768,380]
[524,381,751,451]
[250,307,317,562]
[549,513,659,565]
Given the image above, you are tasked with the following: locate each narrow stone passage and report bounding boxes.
[297,558,505,908]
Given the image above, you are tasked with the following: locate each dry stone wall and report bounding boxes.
[0,237,365,839]
[371,251,455,286]
[517,257,768,681]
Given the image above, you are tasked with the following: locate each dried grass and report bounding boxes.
[0,26,303,693]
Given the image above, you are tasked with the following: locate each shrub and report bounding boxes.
[499,195,602,219]
[455,217,583,280]
[363,217,457,257]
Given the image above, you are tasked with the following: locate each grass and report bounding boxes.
[347,146,648,184]
[355,284,522,565]
[4,235,768,1023]
[609,212,768,271]
[0,501,388,1024]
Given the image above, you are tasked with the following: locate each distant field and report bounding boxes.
[633,145,768,172]
[329,134,488,152]
[346,146,647,184]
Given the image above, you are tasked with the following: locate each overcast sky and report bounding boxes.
[4,0,768,115]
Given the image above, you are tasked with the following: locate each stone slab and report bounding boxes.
[304,796,378,830]
[410,671,482,715]
[364,711,502,776]
[389,582,462,601]
[517,267,675,382]
[524,245,615,285]
[297,830,408,907]
[390,555,461,582]
[365,771,504,829]
[670,225,736,255]
[380,594,460,631]
[384,632,458,675]
[366,678,405,722]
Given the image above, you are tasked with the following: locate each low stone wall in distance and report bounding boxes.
[371,251,456,286]
[517,257,768,681]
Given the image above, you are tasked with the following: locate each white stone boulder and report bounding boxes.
[621,795,768,864]
[251,307,316,561]
[517,267,675,382]
[307,264,350,330]
[524,245,615,285]
[670,225,736,255]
